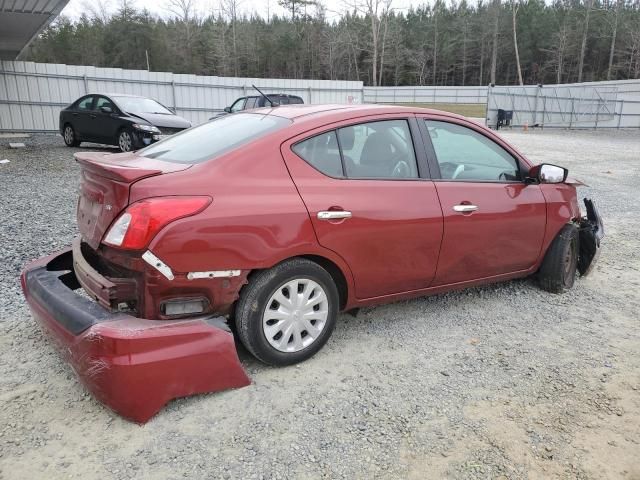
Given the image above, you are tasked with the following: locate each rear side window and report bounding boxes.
[292,131,344,178]
[338,120,419,179]
[292,119,419,180]
[139,113,291,164]
[245,97,258,109]
[289,96,304,105]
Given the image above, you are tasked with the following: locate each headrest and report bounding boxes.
[338,127,355,150]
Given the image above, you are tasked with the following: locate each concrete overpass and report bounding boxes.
[0,0,69,60]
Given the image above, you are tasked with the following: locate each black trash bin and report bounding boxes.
[497,109,513,130]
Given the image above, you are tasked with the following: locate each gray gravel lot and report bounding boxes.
[0,130,639,480]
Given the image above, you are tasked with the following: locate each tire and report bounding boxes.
[538,224,579,293]
[235,258,339,366]
[117,128,135,152]
[63,124,80,147]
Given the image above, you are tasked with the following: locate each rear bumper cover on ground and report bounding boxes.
[20,249,250,423]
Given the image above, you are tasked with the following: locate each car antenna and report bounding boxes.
[252,84,279,107]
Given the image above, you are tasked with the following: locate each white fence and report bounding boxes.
[1,61,639,132]
[0,61,364,132]
[363,85,487,104]
[486,80,640,129]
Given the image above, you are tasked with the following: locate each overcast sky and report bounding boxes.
[61,0,421,22]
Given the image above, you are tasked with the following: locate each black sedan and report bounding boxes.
[59,94,192,152]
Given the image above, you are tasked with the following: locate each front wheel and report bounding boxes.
[63,125,80,147]
[235,259,339,366]
[118,129,136,152]
[538,224,579,293]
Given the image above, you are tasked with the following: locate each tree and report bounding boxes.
[278,0,317,20]
[577,0,594,82]
[490,0,500,84]
[24,0,640,85]
[511,0,523,85]
[607,0,622,80]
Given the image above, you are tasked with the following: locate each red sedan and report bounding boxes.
[21,104,603,422]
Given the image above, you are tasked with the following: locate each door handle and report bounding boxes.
[453,204,478,213]
[90,114,96,119]
[317,210,352,220]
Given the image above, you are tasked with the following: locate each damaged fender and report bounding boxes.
[577,198,604,277]
[21,249,251,423]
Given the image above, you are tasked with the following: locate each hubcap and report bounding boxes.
[64,126,73,144]
[119,132,132,151]
[262,278,329,353]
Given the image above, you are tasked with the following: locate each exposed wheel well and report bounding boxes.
[299,255,349,310]
[239,255,349,313]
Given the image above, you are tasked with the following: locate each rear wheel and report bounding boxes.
[63,124,80,147]
[118,129,135,152]
[235,258,339,366]
[538,224,579,293]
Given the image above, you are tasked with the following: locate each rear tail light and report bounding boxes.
[103,196,211,250]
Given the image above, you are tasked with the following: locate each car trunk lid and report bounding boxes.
[75,151,190,249]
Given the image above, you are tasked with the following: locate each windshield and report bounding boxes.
[139,113,291,164]
[113,96,172,115]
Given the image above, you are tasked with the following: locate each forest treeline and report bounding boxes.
[24,0,640,86]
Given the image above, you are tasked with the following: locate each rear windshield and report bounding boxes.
[139,113,291,164]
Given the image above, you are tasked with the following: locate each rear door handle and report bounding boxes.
[317,211,352,220]
[453,204,478,213]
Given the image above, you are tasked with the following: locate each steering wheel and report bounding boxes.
[452,164,465,179]
[391,159,411,178]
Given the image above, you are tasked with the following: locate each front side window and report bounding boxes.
[76,96,94,111]
[230,98,246,112]
[426,120,521,181]
[139,113,291,164]
[338,120,418,179]
[292,131,344,178]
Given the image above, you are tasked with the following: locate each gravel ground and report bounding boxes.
[0,130,638,480]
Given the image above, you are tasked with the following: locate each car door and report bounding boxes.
[88,96,120,142]
[72,95,96,138]
[418,117,546,286]
[281,116,444,300]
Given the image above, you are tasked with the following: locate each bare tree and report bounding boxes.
[607,0,622,80]
[490,0,500,85]
[346,0,393,86]
[167,0,197,70]
[511,0,523,85]
[279,0,317,20]
[220,0,242,76]
[577,0,594,82]
[433,0,440,85]
[82,0,112,23]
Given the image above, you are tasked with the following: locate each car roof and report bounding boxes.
[251,103,464,122]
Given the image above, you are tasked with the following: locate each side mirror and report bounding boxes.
[223,106,232,113]
[100,106,113,114]
[529,164,568,184]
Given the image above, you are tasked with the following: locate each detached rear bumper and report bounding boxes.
[20,249,250,423]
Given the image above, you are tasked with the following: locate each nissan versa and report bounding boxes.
[22,104,603,422]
